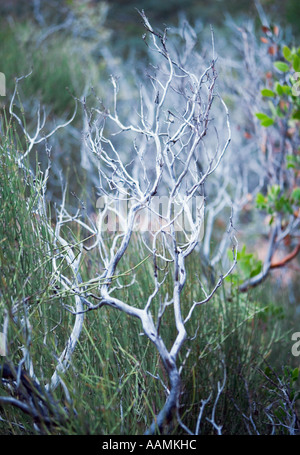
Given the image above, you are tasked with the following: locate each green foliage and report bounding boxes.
[254,41,300,231]
[0,115,83,433]
[274,61,290,73]
[262,364,300,422]
[255,112,274,126]
[261,88,275,97]
[256,43,300,127]
[0,119,295,434]
[227,245,262,284]
[0,114,52,313]
[0,22,85,116]
[256,184,294,215]
[256,182,300,223]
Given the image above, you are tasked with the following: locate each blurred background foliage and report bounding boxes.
[1,0,299,94]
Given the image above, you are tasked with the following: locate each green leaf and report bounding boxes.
[274,61,290,72]
[261,118,274,127]
[255,112,274,127]
[281,85,292,95]
[261,88,275,97]
[293,54,300,72]
[282,45,292,61]
[256,192,266,208]
[255,113,268,120]
[275,82,284,95]
[256,193,266,203]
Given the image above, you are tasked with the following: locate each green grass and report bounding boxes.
[0,20,85,116]
[0,112,299,434]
